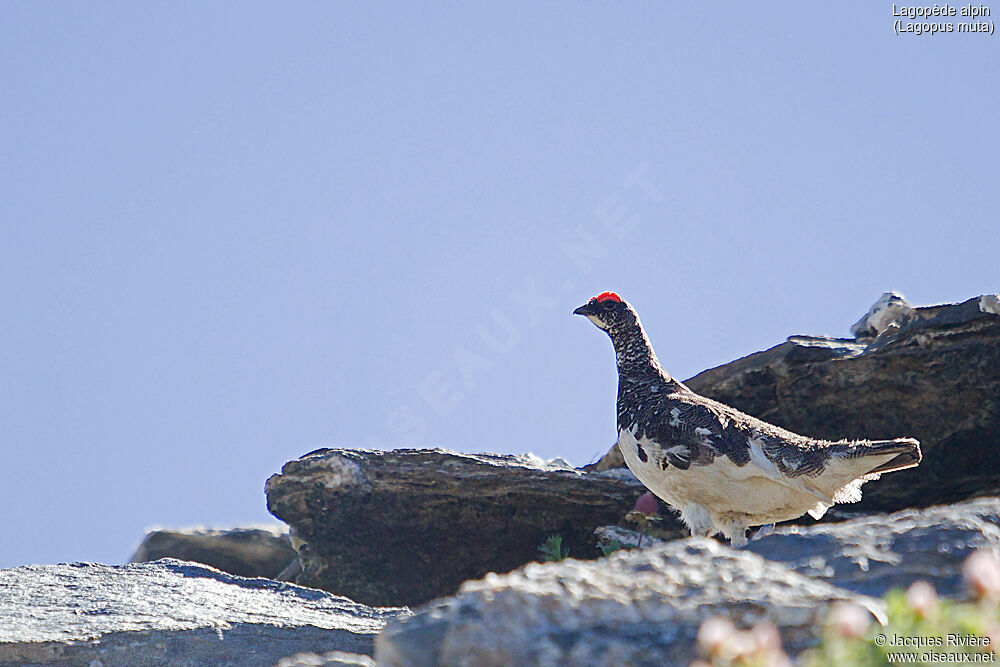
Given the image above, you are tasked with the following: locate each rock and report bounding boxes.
[851,291,912,338]
[265,448,687,607]
[130,526,297,580]
[275,650,375,666]
[594,524,667,550]
[852,292,1000,339]
[745,496,1000,599]
[374,538,884,666]
[592,294,1000,515]
[0,558,407,666]
[596,497,1000,598]
[982,294,1000,316]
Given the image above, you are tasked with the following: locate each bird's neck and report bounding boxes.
[608,321,674,387]
[610,321,683,430]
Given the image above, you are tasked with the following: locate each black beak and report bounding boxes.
[573,302,595,316]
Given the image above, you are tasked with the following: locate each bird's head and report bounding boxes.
[573,291,637,332]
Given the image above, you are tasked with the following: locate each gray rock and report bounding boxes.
[275,650,375,666]
[0,558,407,666]
[264,448,687,607]
[375,538,884,666]
[130,526,297,580]
[852,292,1000,340]
[746,496,1000,598]
[594,524,667,550]
[590,294,1000,515]
[982,294,1000,316]
[595,493,1000,600]
[851,291,912,338]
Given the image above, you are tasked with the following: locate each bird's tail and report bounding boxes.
[861,437,921,475]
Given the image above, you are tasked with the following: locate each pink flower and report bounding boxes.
[827,602,872,639]
[697,616,736,657]
[633,492,658,516]
[906,581,938,618]
[696,617,791,664]
[749,621,783,654]
[965,550,1000,600]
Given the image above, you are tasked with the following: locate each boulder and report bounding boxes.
[130,526,297,580]
[590,294,1000,515]
[0,558,407,666]
[600,496,1000,599]
[850,291,912,337]
[375,538,885,666]
[746,496,1000,598]
[265,448,687,607]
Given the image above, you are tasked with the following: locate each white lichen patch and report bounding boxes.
[851,291,912,338]
[320,456,367,490]
[523,453,575,470]
[980,294,1000,316]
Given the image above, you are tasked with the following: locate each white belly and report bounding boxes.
[617,427,822,528]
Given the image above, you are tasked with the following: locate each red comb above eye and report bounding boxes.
[594,292,622,303]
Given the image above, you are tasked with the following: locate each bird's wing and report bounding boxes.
[638,395,835,504]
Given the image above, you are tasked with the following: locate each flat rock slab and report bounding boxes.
[375,538,884,666]
[130,526,297,580]
[748,496,1000,598]
[0,558,408,666]
[265,448,686,607]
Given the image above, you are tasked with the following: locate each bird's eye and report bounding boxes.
[602,301,615,311]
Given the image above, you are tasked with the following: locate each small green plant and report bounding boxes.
[537,534,570,562]
[598,539,631,557]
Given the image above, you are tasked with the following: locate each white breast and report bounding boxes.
[616,427,829,527]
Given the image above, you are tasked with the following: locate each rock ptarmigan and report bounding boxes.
[575,291,921,547]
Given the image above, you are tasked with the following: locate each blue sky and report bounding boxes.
[1,3,995,569]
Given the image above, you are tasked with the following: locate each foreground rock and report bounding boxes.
[600,496,1000,599]
[130,526,297,580]
[375,539,884,666]
[590,293,1000,515]
[276,650,375,666]
[746,496,1000,598]
[265,448,686,607]
[0,558,407,666]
